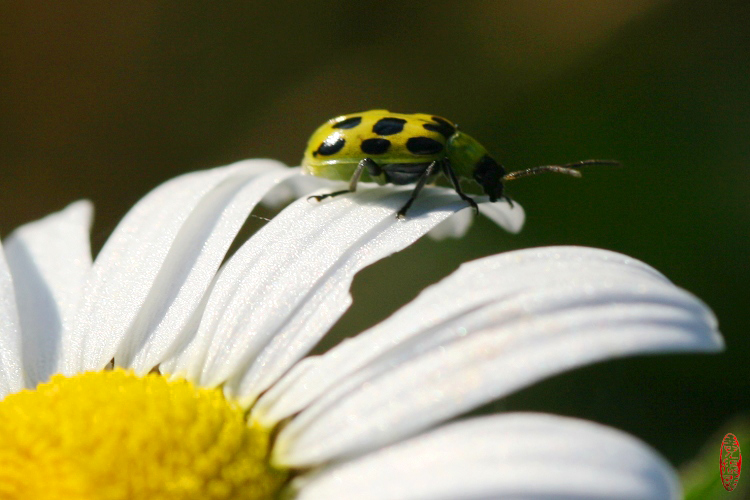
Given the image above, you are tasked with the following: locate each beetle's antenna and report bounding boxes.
[503,160,620,182]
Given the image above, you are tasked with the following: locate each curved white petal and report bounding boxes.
[0,242,24,398]
[426,206,475,240]
[260,171,332,209]
[257,247,672,423]
[478,199,525,234]
[3,201,93,386]
[427,197,524,240]
[166,184,470,406]
[270,247,722,466]
[248,356,321,417]
[64,159,291,374]
[125,166,298,373]
[291,413,681,500]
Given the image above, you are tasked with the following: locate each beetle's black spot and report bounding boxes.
[423,117,456,138]
[332,116,362,129]
[317,135,346,156]
[361,138,391,155]
[373,117,407,135]
[473,155,505,201]
[406,136,443,155]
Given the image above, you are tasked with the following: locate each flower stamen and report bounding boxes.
[0,369,287,500]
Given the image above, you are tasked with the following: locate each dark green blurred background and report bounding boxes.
[2,0,747,470]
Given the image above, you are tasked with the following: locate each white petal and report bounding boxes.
[271,246,722,466]
[258,246,670,424]
[64,159,290,374]
[248,355,321,417]
[0,242,24,397]
[3,201,93,386]
[427,197,524,240]
[478,199,525,234]
[260,171,333,209]
[126,166,298,373]
[167,184,470,405]
[426,206,474,240]
[291,413,680,500]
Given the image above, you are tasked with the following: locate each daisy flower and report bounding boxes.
[0,159,722,499]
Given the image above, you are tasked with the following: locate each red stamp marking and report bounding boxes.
[720,432,742,492]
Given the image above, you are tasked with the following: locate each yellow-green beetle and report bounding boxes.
[302,110,617,218]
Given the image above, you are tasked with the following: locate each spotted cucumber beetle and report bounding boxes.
[302,110,617,218]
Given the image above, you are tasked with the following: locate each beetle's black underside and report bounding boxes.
[380,162,436,185]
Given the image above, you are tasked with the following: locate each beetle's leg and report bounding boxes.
[364,157,382,180]
[396,160,440,219]
[502,195,515,208]
[347,158,377,192]
[308,158,378,202]
[442,158,480,215]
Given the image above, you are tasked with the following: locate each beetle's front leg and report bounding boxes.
[308,158,379,202]
[443,158,480,215]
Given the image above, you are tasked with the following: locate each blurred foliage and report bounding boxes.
[682,415,748,499]
[1,0,747,478]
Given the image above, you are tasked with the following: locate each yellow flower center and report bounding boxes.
[0,369,287,500]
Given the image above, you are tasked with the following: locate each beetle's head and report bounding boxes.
[472,154,506,202]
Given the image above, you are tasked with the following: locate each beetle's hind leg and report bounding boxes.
[308,158,380,202]
[442,159,480,215]
[396,160,440,219]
